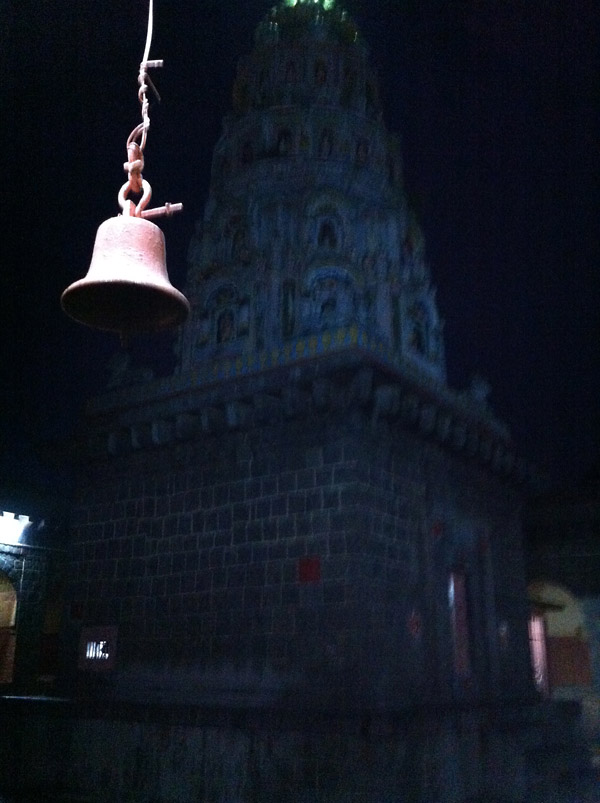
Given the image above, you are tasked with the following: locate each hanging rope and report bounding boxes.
[118,0,181,220]
[137,0,161,153]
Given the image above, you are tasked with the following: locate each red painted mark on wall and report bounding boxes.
[431,521,444,539]
[298,556,321,584]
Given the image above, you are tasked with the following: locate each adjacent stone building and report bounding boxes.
[1,2,592,801]
[0,506,64,690]
[525,474,600,747]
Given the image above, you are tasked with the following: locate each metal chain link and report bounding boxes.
[117,0,182,221]
[119,0,160,217]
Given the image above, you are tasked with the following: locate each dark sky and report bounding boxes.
[1,0,599,501]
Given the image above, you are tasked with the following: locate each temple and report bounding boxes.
[0,2,592,800]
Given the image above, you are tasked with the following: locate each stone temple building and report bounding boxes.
[0,1,592,801]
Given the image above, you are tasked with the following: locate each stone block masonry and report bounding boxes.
[68,358,532,711]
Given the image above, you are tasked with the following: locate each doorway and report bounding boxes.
[0,571,17,683]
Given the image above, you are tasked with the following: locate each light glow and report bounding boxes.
[78,626,118,672]
[86,640,110,661]
[528,614,549,695]
[0,511,31,545]
[449,571,471,676]
[283,0,335,7]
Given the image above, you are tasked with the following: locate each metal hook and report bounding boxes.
[118,179,152,217]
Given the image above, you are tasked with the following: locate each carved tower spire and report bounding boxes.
[178,0,446,387]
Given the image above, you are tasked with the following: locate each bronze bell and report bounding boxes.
[61,215,189,335]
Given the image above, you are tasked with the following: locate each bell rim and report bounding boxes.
[61,278,190,335]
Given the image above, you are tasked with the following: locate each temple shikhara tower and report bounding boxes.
[181,1,446,389]
[6,2,587,801]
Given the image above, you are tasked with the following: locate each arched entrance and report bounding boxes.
[0,571,17,683]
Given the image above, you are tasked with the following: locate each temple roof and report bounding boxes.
[256,0,362,47]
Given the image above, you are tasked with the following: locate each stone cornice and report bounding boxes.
[81,336,532,484]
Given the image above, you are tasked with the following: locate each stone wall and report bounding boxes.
[67,363,532,710]
[0,697,592,802]
[46,357,558,800]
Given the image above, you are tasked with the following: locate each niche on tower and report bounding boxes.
[205,284,242,348]
[400,291,445,379]
[304,267,355,332]
[305,192,347,260]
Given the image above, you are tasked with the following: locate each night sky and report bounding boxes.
[2,0,599,503]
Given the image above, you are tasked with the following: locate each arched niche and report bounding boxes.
[318,129,333,158]
[311,211,344,257]
[304,193,349,256]
[205,284,240,346]
[223,213,249,263]
[317,220,338,250]
[304,267,355,331]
